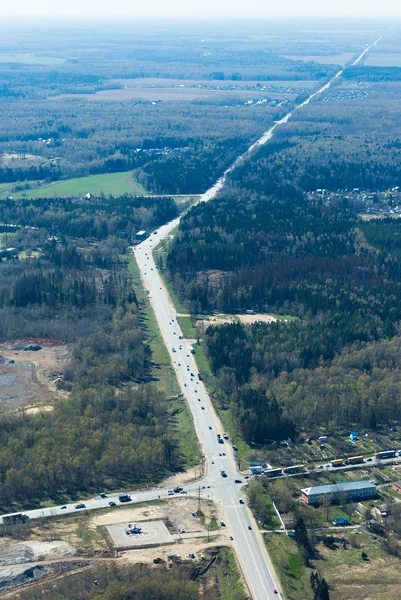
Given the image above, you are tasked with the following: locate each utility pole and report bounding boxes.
[197,485,201,515]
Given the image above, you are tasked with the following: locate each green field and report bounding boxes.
[0,53,65,65]
[364,53,401,67]
[1,171,147,199]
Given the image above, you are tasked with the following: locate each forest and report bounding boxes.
[0,192,187,509]
[14,563,199,600]
[0,20,382,195]
[0,195,178,240]
[165,76,401,443]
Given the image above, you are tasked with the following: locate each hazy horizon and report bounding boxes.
[0,0,400,20]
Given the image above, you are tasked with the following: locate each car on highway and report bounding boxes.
[235,479,242,484]
[248,525,252,530]
[180,490,187,494]
[60,505,67,510]
[75,503,86,509]
[209,426,212,430]
[201,406,205,410]
[109,501,116,507]
[211,460,215,464]
[168,490,174,496]
[273,590,278,595]
[239,498,244,504]
[230,536,234,540]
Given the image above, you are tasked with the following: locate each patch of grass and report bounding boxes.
[176,316,197,339]
[3,171,147,199]
[212,547,247,600]
[154,230,189,315]
[315,532,401,600]
[191,341,252,467]
[128,255,199,467]
[270,313,300,321]
[264,533,312,600]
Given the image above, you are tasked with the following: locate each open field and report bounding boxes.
[364,53,401,67]
[2,172,147,200]
[50,77,318,103]
[0,338,71,413]
[4,172,147,199]
[284,53,355,65]
[0,53,64,65]
[265,529,401,600]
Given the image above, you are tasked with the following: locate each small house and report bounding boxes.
[350,432,358,441]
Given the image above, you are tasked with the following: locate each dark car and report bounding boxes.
[109,501,117,507]
[75,503,86,509]
[60,505,67,510]
[248,525,252,530]
[235,479,242,484]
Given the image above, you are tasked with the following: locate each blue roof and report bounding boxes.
[302,480,376,496]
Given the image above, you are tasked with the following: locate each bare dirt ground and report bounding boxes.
[0,339,71,413]
[195,313,277,328]
[237,314,277,324]
[0,500,231,595]
[91,498,229,561]
[91,497,222,532]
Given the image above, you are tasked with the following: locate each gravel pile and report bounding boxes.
[0,541,77,566]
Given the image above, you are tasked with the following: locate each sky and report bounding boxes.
[0,0,400,20]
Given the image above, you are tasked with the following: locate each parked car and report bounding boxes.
[75,503,86,509]
[109,501,116,507]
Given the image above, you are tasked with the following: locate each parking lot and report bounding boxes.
[107,520,175,549]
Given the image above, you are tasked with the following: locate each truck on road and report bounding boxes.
[376,450,396,460]
[346,456,364,465]
[118,494,132,503]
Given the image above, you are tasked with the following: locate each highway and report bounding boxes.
[0,35,384,600]
[135,237,281,598]
[132,34,384,600]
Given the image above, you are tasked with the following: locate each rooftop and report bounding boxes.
[302,480,376,496]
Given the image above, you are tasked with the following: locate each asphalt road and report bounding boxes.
[0,34,384,600]
[132,35,384,600]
